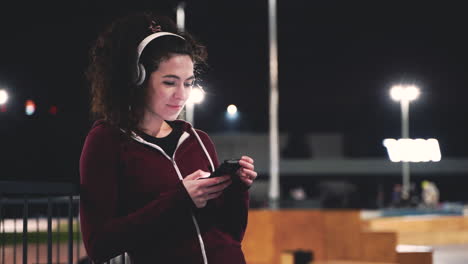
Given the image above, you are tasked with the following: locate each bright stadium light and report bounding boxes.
[185,85,205,126]
[226,104,239,120]
[227,104,237,115]
[390,85,420,102]
[383,138,442,162]
[0,89,8,105]
[187,85,205,105]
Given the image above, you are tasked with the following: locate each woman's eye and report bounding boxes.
[163,81,175,86]
[184,82,194,88]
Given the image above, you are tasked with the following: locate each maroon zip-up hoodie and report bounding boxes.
[79,120,249,264]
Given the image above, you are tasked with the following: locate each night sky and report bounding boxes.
[1,1,468,181]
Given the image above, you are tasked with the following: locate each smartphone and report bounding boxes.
[209,159,241,178]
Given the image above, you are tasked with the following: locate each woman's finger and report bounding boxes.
[205,179,232,193]
[197,175,230,187]
[238,159,254,170]
[241,156,254,164]
[239,177,253,186]
[240,168,257,179]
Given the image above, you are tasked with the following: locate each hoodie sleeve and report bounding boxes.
[196,130,250,242]
[79,123,194,263]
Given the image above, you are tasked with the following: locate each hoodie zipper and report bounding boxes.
[129,131,209,264]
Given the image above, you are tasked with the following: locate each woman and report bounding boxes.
[79,11,257,264]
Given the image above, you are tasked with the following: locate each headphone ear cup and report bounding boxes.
[135,63,146,86]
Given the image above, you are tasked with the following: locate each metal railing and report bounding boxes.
[0,181,128,264]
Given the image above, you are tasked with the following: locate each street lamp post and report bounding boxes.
[390,85,420,200]
[268,0,280,209]
[176,2,187,121]
[176,2,185,31]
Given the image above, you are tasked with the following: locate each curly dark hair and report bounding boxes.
[86,11,207,133]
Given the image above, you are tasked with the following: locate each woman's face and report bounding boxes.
[144,54,194,122]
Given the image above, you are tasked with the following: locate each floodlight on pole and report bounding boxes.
[390,84,420,200]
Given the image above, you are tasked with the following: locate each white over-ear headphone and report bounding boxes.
[134,32,185,86]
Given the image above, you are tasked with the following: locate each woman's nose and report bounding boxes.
[174,84,189,100]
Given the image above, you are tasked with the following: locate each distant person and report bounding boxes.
[421,180,439,208]
[390,183,402,207]
[79,11,257,264]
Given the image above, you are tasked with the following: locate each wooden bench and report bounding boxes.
[243,210,433,264]
[362,215,468,245]
[280,250,397,264]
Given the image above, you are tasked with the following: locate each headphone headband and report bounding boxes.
[136,32,185,64]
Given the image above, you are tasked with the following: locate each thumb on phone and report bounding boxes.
[184,169,210,180]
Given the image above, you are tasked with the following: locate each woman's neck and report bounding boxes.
[138,113,172,138]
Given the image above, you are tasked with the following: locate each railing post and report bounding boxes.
[36,215,39,264]
[68,196,73,264]
[0,196,3,264]
[47,196,52,264]
[13,217,17,264]
[77,211,81,263]
[22,195,28,264]
[56,202,60,264]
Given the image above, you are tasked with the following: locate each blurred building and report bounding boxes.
[210,133,468,208]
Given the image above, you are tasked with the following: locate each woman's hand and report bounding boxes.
[237,156,257,188]
[182,170,231,208]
